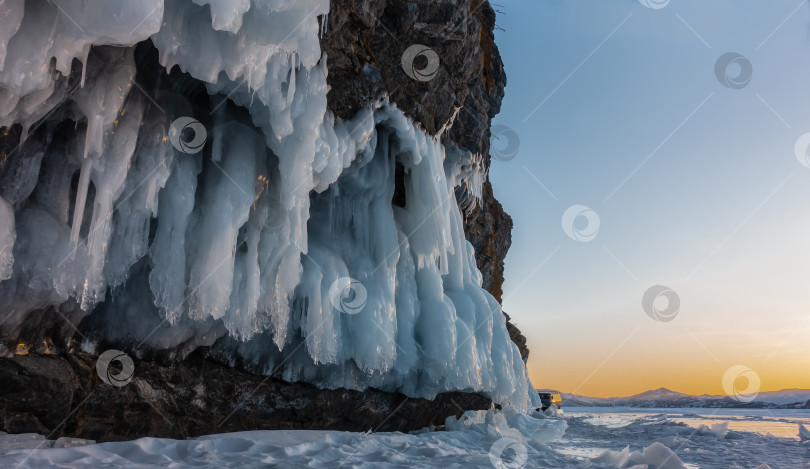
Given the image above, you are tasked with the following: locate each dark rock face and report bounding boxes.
[0,351,492,441]
[321,0,504,163]
[463,179,511,304]
[321,0,528,361]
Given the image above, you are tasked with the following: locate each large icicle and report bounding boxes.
[0,195,14,280]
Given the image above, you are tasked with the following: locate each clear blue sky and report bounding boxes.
[490,0,810,396]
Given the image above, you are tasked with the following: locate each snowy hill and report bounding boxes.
[560,388,810,408]
[755,389,810,406]
[626,388,694,401]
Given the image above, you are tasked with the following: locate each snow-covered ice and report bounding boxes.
[1,408,808,468]
[560,408,810,468]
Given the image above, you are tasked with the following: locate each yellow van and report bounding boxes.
[537,390,562,411]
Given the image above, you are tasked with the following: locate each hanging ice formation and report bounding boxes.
[0,0,539,409]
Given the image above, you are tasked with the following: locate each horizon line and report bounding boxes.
[541,386,810,400]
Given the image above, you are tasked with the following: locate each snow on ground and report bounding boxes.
[0,408,808,468]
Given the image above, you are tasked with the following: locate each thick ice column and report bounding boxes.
[69,47,136,245]
[104,105,176,288]
[68,160,93,244]
[149,151,202,323]
[225,206,264,339]
[0,0,24,71]
[186,122,262,321]
[79,96,144,309]
[0,196,14,280]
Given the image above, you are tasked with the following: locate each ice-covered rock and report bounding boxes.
[800,423,810,441]
[445,406,567,446]
[696,421,729,438]
[593,441,687,469]
[0,0,538,409]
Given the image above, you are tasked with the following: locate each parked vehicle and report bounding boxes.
[537,390,562,411]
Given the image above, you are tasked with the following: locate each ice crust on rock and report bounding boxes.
[0,0,539,409]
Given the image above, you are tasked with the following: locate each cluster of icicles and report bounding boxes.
[0,0,539,408]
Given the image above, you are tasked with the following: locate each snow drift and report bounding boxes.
[0,407,570,468]
[0,0,538,408]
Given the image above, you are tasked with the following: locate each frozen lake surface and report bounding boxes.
[567,406,810,439]
[1,407,808,468]
[558,407,810,468]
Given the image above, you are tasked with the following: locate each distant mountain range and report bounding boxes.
[557,388,810,409]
